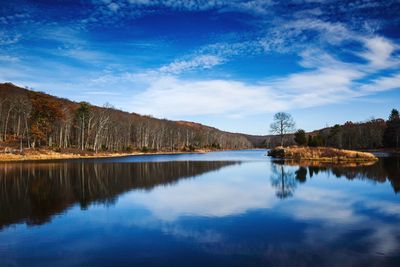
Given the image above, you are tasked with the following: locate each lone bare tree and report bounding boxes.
[270,112,295,147]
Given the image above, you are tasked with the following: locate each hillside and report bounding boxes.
[0,82,252,153]
[1,82,389,154]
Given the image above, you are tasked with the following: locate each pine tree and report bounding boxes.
[294,129,307,146]
[383,109,400,148]
[307,135,314,147]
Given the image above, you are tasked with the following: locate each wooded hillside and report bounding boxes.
[0,83,252,152]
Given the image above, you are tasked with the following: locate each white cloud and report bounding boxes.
[126,46,392,118]
[130,65,364,118]
[158,55,223,74]
[82,34,398,119]
[131,76,286,117]
[2,3,399,124]
[124,0,274,13]
[360,37,398,70]
[125,17,400,119]
[287,19,353,44]
[360,73,400,93]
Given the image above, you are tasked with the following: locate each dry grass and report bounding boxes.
[268,146,378,162]
[277,159,377,168]
[0,148,211,162]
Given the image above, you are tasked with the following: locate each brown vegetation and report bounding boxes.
[267,146,378,162]
[0,82,252,158]
[0,147,215,162]
[275,159,377,168]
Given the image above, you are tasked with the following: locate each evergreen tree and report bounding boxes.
[308,134,324,147]
[389,109,400,121]
[383,109,400,148]
[328,124,342,148]
[307,135,314,147]
[313,134,325,147]
[294,129,307,146]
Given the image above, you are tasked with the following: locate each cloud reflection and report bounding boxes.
[122,160,400,261]
[122,163,277,221]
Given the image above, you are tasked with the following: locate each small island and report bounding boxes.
[265,112,386,163]
[267,146,378,162]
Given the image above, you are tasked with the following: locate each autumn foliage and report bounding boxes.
[0,83,252,152]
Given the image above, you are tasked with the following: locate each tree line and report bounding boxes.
[0,83,252,152]
[269,109,399,150]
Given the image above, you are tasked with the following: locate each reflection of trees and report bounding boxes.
[310,156,400,193]
[270,164,297,199]
[0,161,237,229]
[272,155,400,196]
[295,167,307,183]
[383,156,400,193]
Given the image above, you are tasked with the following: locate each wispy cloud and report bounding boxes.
[360,73,400,93]
[0,31,21,45]
[127,19,400,118]
[1,0,399,131]
[0,54,19,62]
[359,37,399,70]
[158,55,223,74]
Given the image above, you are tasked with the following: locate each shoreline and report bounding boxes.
[0,149,211,162]
[358,148,400,154]
[0,148,264,162]
[267,146,379,162]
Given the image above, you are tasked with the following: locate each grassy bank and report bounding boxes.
[267,146,378,162]
[0,148,212,162]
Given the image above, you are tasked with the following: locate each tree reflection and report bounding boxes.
[270,155,400,199]
[295,167,307,183]
[270,164,297,199]
[0,161,237,229]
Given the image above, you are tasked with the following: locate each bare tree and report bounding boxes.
[270,112,295,147]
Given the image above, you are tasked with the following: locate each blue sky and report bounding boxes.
[1,0,400,134]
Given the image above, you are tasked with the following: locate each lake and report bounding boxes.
[1,150,399,267]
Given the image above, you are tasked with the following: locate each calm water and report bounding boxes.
[1,150,400,267]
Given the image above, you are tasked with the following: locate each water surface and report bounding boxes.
[1,150,399,267]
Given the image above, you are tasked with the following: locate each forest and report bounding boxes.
[251,110,399,151]
[0,83,252,153]
[291,110,399,150]
[1,82,398,154]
